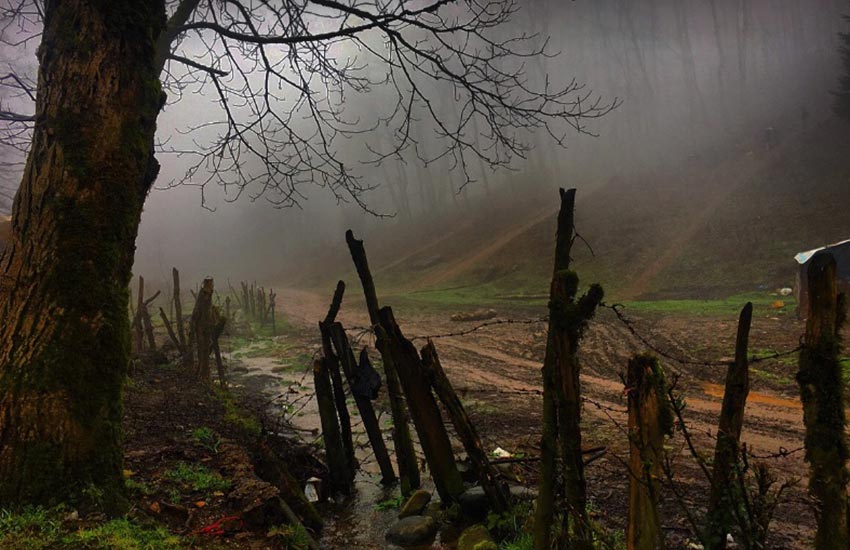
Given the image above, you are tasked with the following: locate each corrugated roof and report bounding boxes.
[794,238,850,264]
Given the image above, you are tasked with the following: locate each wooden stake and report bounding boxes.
[797,253,849,549]
[328,321,396,485]
[190,278,215,379]
[313,358,353,495]
[379,307,463,504]
[133,275,146,353]
[626,354,672,550]
[705,302,752,550]
[320,284,356,481]
[173,267,186,349]
[346,229,420,495]
[421,341,509,512]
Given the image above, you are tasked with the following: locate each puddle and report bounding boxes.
[230,342,460,549]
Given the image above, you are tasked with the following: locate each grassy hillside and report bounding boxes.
[286,117,850,308]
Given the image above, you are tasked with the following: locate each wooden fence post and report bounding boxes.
[313,357,353,495]
[705,302,753,550]
[378,307,464,504]
[320,283,357,481]
[534,188,602,550]
[328,321,396,485]
[190,278,215,379]
[173,267,186,349]
[797,253,849,549]
[421,341,509,512]
[626,354,672,550]
[133,275,146,353]
[346,230,420,495]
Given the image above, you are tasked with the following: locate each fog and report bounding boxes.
[2,1,844,285]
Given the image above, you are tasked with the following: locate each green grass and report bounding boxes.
[267,523,313,549]
[0,508,185,550]
[214,387,262,436]
[164,462,230,493]
[375,495,404,511]
[619,292,795,317]
[190,427,222,454]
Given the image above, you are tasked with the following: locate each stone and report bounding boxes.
[385,516,438,546]
[458,487,489,520]
[508,484,539,501]
[457,524,495,550]
[398,489,432,519]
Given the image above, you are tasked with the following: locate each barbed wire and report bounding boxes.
[601,302,804,368]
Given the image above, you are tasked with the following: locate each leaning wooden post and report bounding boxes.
[346,229,420,495]
[704,302,753,550]
[626,354,673,550]
[141,291,160,351]
[422,341,510,512]
[319,283,357,481]
[159,307,183,354]
[173,267,186,349]
[313,357,353,495]
[378,307,464,504]
[329,321,396,485]
[797,253,849,550]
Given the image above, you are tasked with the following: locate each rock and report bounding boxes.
[508,484,539,501]
[458,487,489,520]
[398,489,432,519]
[457,524,495,550]
[385,516,438,546]
[423,501,444,521]
[456,461,478,483]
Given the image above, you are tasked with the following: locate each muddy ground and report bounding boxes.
[267,286,830,549]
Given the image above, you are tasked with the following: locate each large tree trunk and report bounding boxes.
[0,1,166,509]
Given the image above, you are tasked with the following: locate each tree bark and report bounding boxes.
[705,302,752,550]
[0,0,166,509]
[797,253,848,549]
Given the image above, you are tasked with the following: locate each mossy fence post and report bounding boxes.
[626,354,673,550]
[797,252,848,549]
[534,188,603,550]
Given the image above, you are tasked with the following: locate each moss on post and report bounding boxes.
[797,253,848,549]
